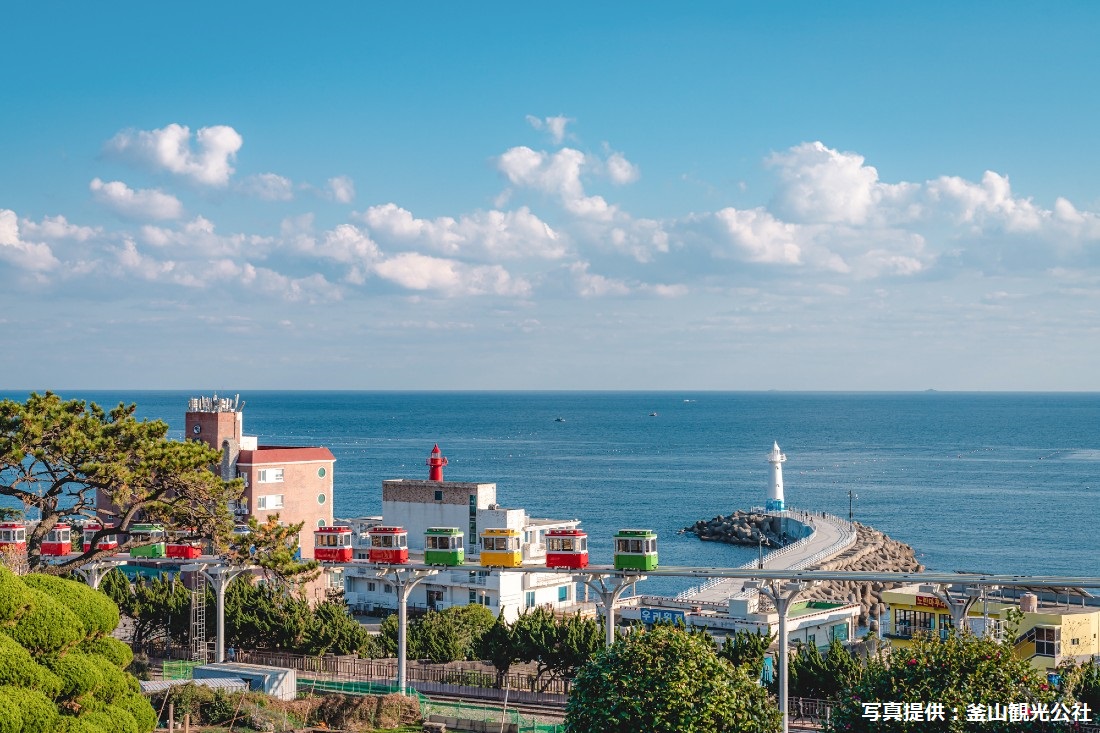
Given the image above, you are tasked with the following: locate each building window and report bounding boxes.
[525,591,536,608]
[807,634,816,647]
[1035,627,1060,657]
[256,494,284,510]
[257,468,284,483]
[558,586,569,602]
[831,623,849,641]
[318,493,327,505]
[317,519,326,528]
[367,582,376,592]
[318,467,327,478]
[384,584,393,594]
[435,490,443,501]
[894,610,934,639]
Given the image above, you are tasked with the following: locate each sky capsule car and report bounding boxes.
[613,528,658,571]
[82,523,119,552]
[424,527,464,566]
[545,528,588,569]
[314,525,354,562]
[129,523,167,558]
[367,526,409,564]
[41,522,73,556]
[480,527,522,568]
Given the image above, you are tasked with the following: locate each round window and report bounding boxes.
[318,493,327,505]
[317,467,327,478]
[317,519,326,528]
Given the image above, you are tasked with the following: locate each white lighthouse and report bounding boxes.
[766,441,786,512]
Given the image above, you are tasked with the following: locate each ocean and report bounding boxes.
[3,391,1097,596]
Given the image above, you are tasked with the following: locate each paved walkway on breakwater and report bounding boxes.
[672,508,858,604]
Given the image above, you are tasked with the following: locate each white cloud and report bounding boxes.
[767,141,918,226]
[373,252,531,297]
[20,215,99,241]
[140,216,273,257]
[90,178,183,220]
[926,171,1044,232]
[497,146,614,220]
[327,175,356,203]
[104,123,243,186]
[240,173,294,201]
[361,203,566,260]
[710,207,803,265]
[526,114,573,144]
[605,151,640,185]
[0,209,60,271]
[569,261,631,297]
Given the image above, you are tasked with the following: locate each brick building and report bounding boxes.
[184,394,335,559]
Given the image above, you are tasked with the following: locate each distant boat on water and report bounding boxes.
[649,412,658,417]
[554,417,566,422]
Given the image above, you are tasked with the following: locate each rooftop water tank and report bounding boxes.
[1020,593,1038,613]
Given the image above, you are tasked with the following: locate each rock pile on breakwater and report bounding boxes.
[797,522,923,626]
[679,510,787,547]
[682,511,924,627]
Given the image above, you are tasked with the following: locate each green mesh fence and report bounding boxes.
[162,660,202,680]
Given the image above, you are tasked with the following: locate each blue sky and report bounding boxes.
[3,3,1099,390]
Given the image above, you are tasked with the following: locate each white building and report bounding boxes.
[339,449,583,622]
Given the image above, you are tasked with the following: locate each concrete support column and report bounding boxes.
[759,579,812,733]
[922,583,979,632]
[377,567,438,695]
[582,573,645,648]
[76,559,125,590]
[184,563,248,664]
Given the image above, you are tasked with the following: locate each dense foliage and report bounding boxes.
[0,567,157,733]
[718,628,775,681]
[776,637,862,700]
[825,631,1065,733]
[566,623,782,733]
[0,392,241,572]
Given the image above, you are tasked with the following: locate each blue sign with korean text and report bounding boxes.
[639,607,686,625]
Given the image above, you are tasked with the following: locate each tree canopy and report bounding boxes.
[566,623,781,733]
[825,631,1065,733]
[0,392,242,572]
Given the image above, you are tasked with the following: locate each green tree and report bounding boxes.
[1059,657,1100,712]
[226,514,320,586]
[305,600,376,656]
[513,606,557,687]
[223,575,312,652]
[718,629,775,681]
[566,623,781,733]
[0,392,241,572]
[477,610,519,687]
[407,604,495,663]
[825,631,1064,733]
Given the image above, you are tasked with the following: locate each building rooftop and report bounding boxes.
[238,446,335,463]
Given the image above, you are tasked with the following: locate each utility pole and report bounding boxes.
[847,490,857,526]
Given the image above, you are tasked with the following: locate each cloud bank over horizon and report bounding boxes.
[4,121,1099,304]
[3,117,1099,390]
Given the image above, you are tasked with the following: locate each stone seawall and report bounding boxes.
[797,522,923,626]
[679,510,796,547]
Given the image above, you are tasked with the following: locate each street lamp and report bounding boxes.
[847,490,858,526]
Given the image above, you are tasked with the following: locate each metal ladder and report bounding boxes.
[190,572,207,662]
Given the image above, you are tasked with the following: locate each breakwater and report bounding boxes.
[682,511,923,626]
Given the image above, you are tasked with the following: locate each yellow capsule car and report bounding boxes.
[479,528,522,567]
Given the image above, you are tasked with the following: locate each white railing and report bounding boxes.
[675,507,857,600]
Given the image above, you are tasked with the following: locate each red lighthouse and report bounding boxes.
[426,444,448,481]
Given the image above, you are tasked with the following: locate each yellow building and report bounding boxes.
[881,584,1100,675]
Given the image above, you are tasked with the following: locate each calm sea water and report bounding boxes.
[3,391,1097,596]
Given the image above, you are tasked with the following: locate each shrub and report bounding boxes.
[24,574,120,636]
[0,632,64,697]
[102,705,140,733]
[0,686,59,733]
[0,565,32,623]
[4,586,86,654]
[0,693,21,733]
[79,636,134,669]
[46,651,105,699]
[113,691,157,733]
[74,711,118,733]
[54,718,109,733]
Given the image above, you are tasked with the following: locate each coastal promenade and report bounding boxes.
[672,509,857,604]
